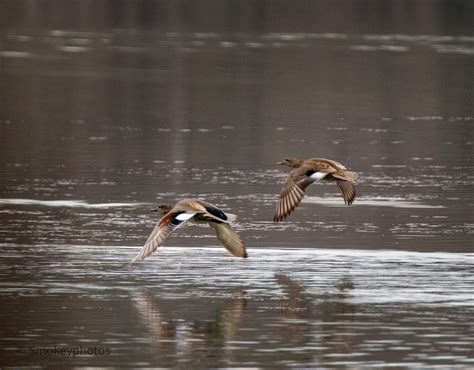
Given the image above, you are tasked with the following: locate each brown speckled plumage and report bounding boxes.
[131,199,247,263]
[274,157,358,222]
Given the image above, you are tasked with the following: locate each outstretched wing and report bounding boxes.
[130,211,194,263]
[336,180,356,205]
[274,166,332,222]
[194,199,234,223]
[208,223,247,258]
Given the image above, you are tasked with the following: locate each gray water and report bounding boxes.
[1,1,473,368]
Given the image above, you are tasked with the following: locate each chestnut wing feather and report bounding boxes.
[130,211,190,263]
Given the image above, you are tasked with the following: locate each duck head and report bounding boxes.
[277,157,302,168]
[150,204,173,214]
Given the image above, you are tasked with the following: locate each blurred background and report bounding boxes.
[1,0,473,251]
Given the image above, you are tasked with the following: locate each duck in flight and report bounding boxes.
[131,199,247,263]
[274,157,358,222]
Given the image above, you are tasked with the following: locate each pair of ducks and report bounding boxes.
[131,157,358,263]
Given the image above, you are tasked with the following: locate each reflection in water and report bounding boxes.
[131,289,247,366]
[0,246,473,367]
[276,273,357,362]
[275,272,314,358]
[131,274,359,366]
[276,272,312,320]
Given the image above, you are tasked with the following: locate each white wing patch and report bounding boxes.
[176,212,196,221]
[310,171,329,180]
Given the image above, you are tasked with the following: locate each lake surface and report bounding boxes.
[1,0,473,367]
[1,246,474,368]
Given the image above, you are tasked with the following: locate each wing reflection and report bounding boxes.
[131,289,247,365]
[275,273,357,359]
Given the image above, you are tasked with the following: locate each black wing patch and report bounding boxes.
[203,205,228,221]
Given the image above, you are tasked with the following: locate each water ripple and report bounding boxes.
[0,198,144,208]
[1,244,473,366]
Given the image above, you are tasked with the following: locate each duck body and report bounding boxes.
[274,157,358,222]
[131,199,246,263]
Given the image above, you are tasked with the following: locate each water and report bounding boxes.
[1,0,473,367]
[1,246,473,367]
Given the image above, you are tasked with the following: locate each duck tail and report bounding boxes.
[225,213,238,225]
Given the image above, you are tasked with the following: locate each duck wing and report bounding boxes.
[193,199,236,223]
[208,222,247,258]
[307,157,347,171]
[336,180,357,205]
[330,169,358,182]
[130,210,195,263]
[329,169,358,205]
[274,166,333,222]
[307,160,358,205]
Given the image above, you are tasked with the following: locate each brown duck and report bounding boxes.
[131,199,247,263]
[274,157,358,222]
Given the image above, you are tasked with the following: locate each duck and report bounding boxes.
[131,199,247,263]
[274,157,358,222]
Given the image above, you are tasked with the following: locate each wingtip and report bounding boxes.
[226,213,238,225]
[347,192,355,205]
[273,213,287,222]
[129,252,148,264]
[273,210,282,222]
[128,257,141,265]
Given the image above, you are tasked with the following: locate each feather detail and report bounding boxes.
[209,223,247,258]
[130,211,190,263]
[331,170,358,182]
[225,213,238,225]
[273,173,309,222]
[131,199,245,263]
[275,157,358,220]
[336,180,356,205]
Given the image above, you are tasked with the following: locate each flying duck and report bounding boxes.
[131,199,247,263]
[274,157,358,222]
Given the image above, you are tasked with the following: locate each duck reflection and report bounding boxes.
[276,273,312,319]
[275,273,357,358]
[131,289,247,366]
[276,273,356,319]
